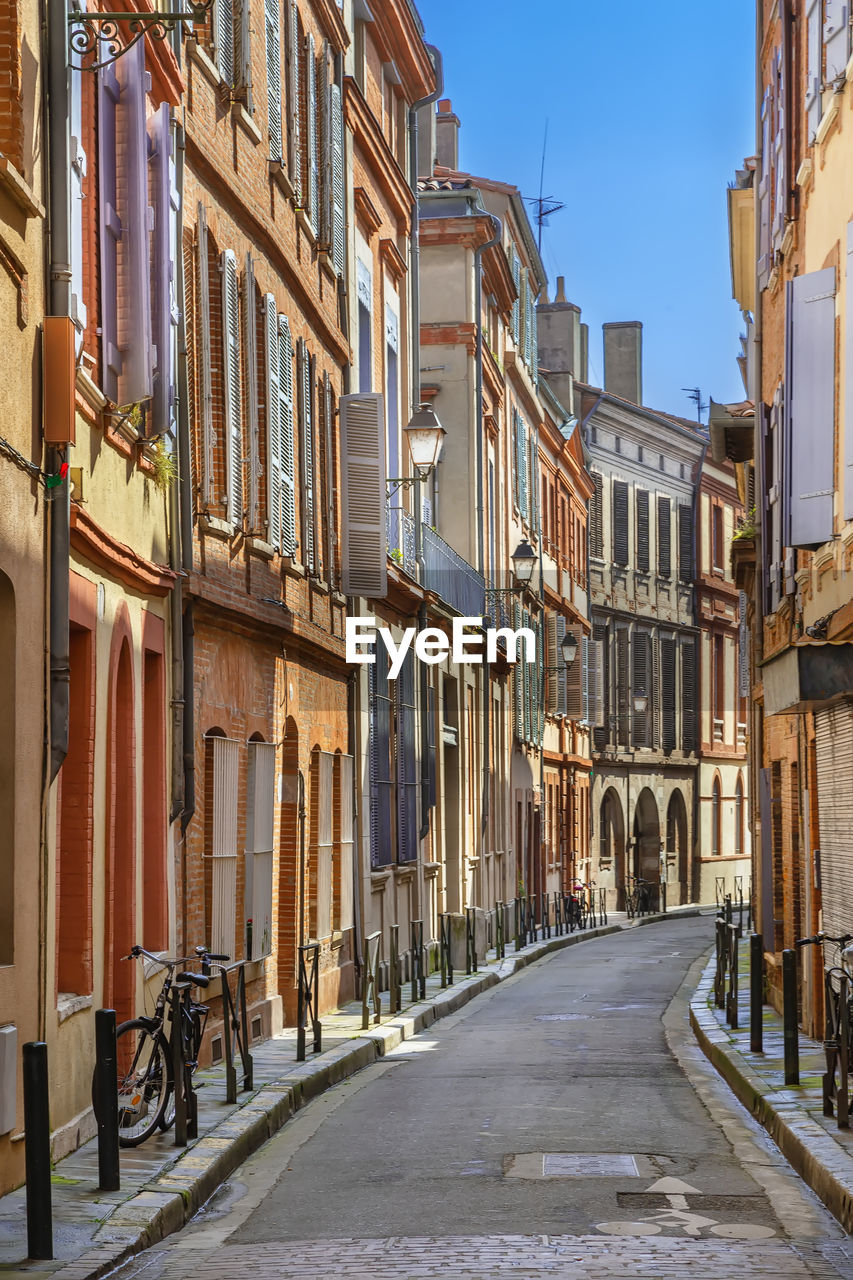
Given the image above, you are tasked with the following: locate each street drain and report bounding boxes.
[505,1152,654,1179]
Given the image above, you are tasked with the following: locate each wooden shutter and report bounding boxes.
[396,650,418,863]
[738,592,750,698]
[340,393,387,597]
[612,480,629,565]
[322,371,336,586]
[197,206,214,507]
[529,435,539,535]
[519,414,529,519]
[215,0,235,84]
[338,753,354,930]
[565,623,584,721]
[221,249,243,527]
[681,638,697,753]
[615,627,629,746]
[235,0,253,110]
[278,315,296,554]
[119,40,152,407]
[244,254,260,531]
[330,83,345,274]
[555,614,568,716]
[149,104,179,437]
[513,601,524,739]
[772,46,786,250]
[265,0,283,162]
[581,634,590,723]
[546,612,558,714]
[246,740,275,960]
[510,248,520,343]
[636,489,649,573]
[209,735,240,956]
[264,294,282,547]
[589,472,603,558]
[593,622,608,749]
[318,43,332,247]
[787,267,836,548]
[368,659,393,869]
[98,62,121,401]
[314,751,334,938]
[677,504,694,581]
[522,608,531,741]
[298,340,316,572]
[587,637,603,728]
[757,86,772,289]
[661,637,676,753]
[846,222,853,520]
[427,684,436,808]
[632,631,649,747]
[825,0,850,82]
[305,32,319,226]
[288,0,302,201]
[806,0,821,140]
[657,495,671,577]
[70,65,87,343]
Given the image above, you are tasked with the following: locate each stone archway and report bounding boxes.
[632,787,661,887]
[666,790,689,905]
[599,787,626,906]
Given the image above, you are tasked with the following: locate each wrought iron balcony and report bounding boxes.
[421,526,486,617]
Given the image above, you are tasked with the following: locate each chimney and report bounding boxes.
[417,100,437,176]
[536,274,582,407]
[603,321,642,405]
[435,98,459,171]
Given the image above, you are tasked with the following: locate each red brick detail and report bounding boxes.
[103,605,136,1024]
[142,612,167,950]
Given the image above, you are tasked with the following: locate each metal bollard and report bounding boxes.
[171,984,187,1146]
[839,974,850,1129]
[749,933,764,1054]
[23,1042,52,1260]
[94,1009,120,1191]
[782,948,799,1086]
[465,907,477,975]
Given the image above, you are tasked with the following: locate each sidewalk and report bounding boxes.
[0,905,699,1279]
[690,939,853,1234]
[0,906,696,1274]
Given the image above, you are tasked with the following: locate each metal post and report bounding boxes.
[839,974,849,1129]
[750,933,764,1054]
[782,948,799,1086]
[171,984,187,1146]
[94,1010,120,1191]
[389,924,401,1014]
[23,1042,52,1260]
[726,923,741,1029]
[514,897,521,951]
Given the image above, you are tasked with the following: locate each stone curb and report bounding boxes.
[689,953,853,1235]
[58,906,699,1279]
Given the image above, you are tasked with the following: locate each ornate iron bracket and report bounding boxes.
[68,3,212,71]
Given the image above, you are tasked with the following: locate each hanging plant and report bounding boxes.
[150,438,178,493]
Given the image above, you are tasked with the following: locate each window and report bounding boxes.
[207,733,241,956]
[312,749,334,937]
[612,480,629,565]
[246,738,275,959]
[396,651,418,863]
[264,298,297,556]
[334,753,355,932]
[678,504,694,581]
[357,259,372,393]
[636,489,649,573]
[589,472,603,559]
[682,638,697,753]
[385,304,400,483]
[735,775,744,859]
[714,634,725,730]
[221,249,244,528]
[296,338,317,573]
[142,643,167,951]
[711,777,722,857]
[657,496,671,577]
[213,0,252,104]
[368,653,393,868]
[712,505,724,572]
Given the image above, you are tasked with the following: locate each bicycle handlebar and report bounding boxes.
[796,932,853,948]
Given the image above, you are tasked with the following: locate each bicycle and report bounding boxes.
[92,944,227,1146]
[796,931,853,1123]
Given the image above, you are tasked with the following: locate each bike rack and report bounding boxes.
[599,887,608,926]
[220,962,254,1099]
[389,924,402,1015]
[361,931,382,1029]
[495,900,505,959]
[170,982,197,1146]
[439,913,453,988]
[514,897,523,950]
[725,922,741,1029]
[410,919,427,1001]
[526,896,537,944]
[297,942,322,1062]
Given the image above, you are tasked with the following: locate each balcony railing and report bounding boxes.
[422,525,486,617]
[387,505,417,577]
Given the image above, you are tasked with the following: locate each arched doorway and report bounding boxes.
[632,787,660,889]
[599,788,626,905]
[278,717,300,1020]
[666,790,689,905]
[104,633,135,1024]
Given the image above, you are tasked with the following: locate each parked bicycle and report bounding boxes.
[92,943,228,1146]
[624,876,655,919]
[797,931,853,1122]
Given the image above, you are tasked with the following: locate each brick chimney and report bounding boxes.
[603,321,643,406]
[537,275,585,407]
[435,98,460,171]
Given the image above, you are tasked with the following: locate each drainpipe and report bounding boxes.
[473,208,502,843]
[752,0,766,939]
[168,116,186,827]
[175,121,195,842]
[47,0,71,784]
[408,44,443,407]
[691,440,707,902]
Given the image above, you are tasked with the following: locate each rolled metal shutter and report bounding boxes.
[815,702,853,940]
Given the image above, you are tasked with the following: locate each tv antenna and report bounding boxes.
[524,122,565,254]
[682,386,708,423]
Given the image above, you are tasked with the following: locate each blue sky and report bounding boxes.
[415,0,756,420]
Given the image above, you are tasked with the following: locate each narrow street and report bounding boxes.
[111,920,852,1280]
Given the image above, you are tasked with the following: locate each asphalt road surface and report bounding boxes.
[113,917,853,1279]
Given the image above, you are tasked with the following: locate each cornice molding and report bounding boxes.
[70,505,176,597]
[344,77,413,231]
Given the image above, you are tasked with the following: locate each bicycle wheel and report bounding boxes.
[93,1019,171,1146]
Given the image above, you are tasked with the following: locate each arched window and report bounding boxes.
[712,776,722,857]
[735,775,744,858]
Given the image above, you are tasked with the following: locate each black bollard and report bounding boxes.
[750,933,764,1054]
[94,1010,120,1191]
[782,948,799,1086]
[23,1041,52,1260]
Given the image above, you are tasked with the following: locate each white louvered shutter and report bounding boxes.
[772,49,786,250]
[330,83,345,274]
[221,249,243,526]
[264,294,282,547]
[246,740,275,960]
[825,0,850,83]
[197,206,214,507]
[582,634,590,723]
[806,0,821,140]
[244,256,260,531]
[306,33,318,226]
[546,612,558,714]
[265,0,283,162]
[340,392,387,598]
[288,0,302,201]
[519,416,528,519]
[510,248,520,344]
[757,87,772,289]
[70,63,87,346]
[215,0,235,84]
[279,315,297,555]
[300,341,316,573]
[787,267,836,548]
[210,735,240,956]
[565,624,584,720]
[556,614,568,716]
[318,43,331,247]
[235,0,253,110]
[846,221,853,520]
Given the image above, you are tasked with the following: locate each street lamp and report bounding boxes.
[403,404,446,479]
[560,629,579,667]
[511,538,537,587]
[632,693,648,714]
